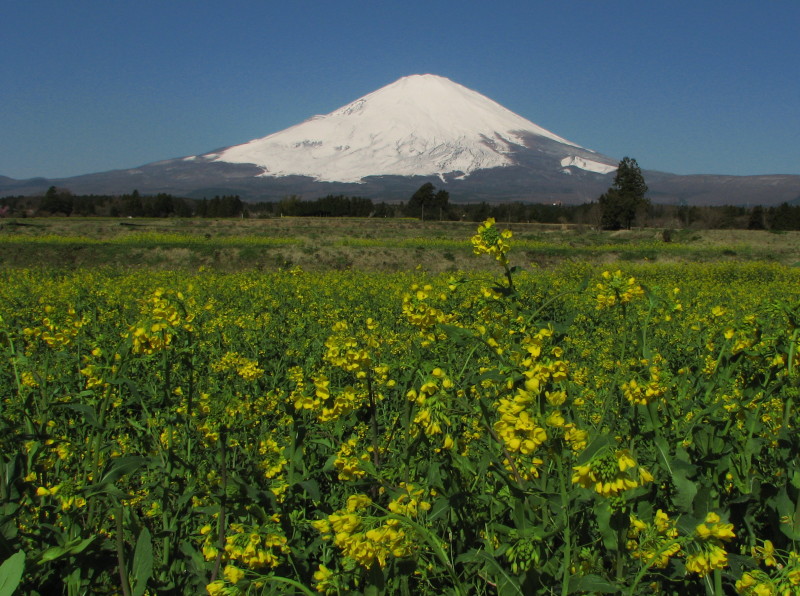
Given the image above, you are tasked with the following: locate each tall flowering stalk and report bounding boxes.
[471,218,515,293]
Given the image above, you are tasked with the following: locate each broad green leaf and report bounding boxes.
[0,551,25,596]
[263,576,315,596]
[131,527,153,596]
[66,535,97,556]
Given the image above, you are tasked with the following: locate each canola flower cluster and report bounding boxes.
[333,435,370,481]
[201,516,289,571]
[736,540,800,595]
[685,512,737,576]
[471,217,512,265]
[401,283,456,345]
[126,288,196,355]
[22,305,86,349]
[211,351,265,381]
[406,366,459,450]
[620,360,668,406]
[572,448,654,498]
[312,491,423,575]
[627,509,681,569]
[595,269,645,309]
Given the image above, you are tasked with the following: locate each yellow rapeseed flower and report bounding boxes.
[223,564,245,585]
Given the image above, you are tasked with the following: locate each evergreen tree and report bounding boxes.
[598,157,649,230]
[406,183,450,220]
[40,186,73,216]
[748,205,765,230]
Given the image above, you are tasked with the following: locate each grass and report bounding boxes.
[1,216,799,271]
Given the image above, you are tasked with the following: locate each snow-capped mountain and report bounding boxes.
[201,74,617,182]
[3,74,800,205]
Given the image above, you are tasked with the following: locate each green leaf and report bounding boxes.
[38,535,97,564]
[427,496,450,522]
[450,452,477,477]
[130,528,153,596]
[568,574,619,594]
[58,403,98,427]
[655,439,698,513]
[0,551,25,596]
[98,456,149,486]
[577,434,613,465]
[594,500,617,551]
[38,546,69,564]
[309,437,334,450]
[84,484,131,499]
[439,324,477,345]
[456,549,522,596]
[178,540,206,575]
[775,487,800,540]
[67,535,98,556]
[299,479,320,501]
[670,458,698,513]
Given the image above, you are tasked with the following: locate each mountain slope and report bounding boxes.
[205,74,618,182]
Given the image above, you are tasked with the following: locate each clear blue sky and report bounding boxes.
[2,0,798,179]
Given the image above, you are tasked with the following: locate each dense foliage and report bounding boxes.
[1,220,800,594]
[599,157,650,230]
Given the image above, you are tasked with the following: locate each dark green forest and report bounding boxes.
[3,185,800,230]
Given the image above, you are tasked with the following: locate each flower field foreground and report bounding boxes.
[1,219,800,595]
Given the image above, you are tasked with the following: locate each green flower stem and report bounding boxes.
[115,502,132,596]
[210,426,228,584]
[0,314,22,410]
[556,453,572,596]
[367,374,381,469]
[502,262,515,295]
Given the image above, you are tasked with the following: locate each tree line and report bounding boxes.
[249,194,379,217]
[3,182,800,230]
[592,156,800,230]
[0,187,239,218]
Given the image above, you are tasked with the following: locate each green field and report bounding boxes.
[1,218,799,595]
[2,217,800,271]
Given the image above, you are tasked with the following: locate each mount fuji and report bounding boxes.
[2,74,800,205]
[201,74,617,183]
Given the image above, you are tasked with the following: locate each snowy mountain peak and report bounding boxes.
[207,74,615,183]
